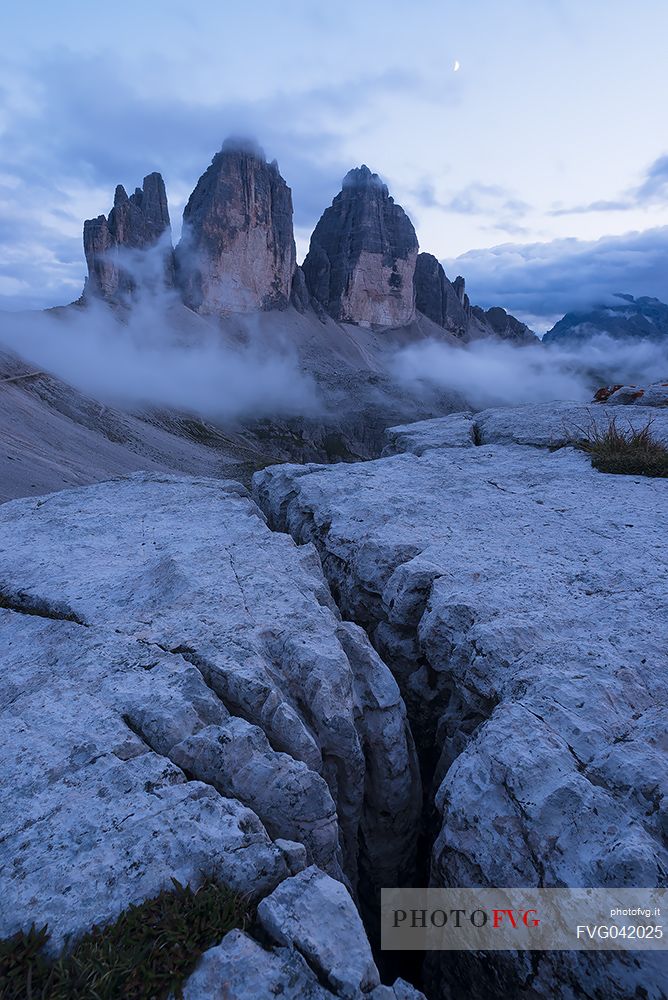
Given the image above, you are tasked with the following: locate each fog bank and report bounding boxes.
[392,334,668,410]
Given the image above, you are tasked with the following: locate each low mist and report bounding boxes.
[0,293,321,421]
[391,334,668,410]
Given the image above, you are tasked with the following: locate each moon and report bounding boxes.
[453,60,461,72]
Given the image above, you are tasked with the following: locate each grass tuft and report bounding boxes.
[573,415,668,478]
[0,879,249,1000]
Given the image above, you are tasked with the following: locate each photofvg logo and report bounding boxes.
[381,888,666,952]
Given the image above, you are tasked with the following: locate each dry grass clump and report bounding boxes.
[574,415,668,477]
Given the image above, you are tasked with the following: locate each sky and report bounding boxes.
[1,0,668,330]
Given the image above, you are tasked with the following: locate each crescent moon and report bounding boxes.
[453,60,461,72]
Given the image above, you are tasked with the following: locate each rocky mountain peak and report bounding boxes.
[302,166,418,326]
[470,304,538,344]
[414,252,469,337]
[82,172,174,303]
[341,164,388,194]
[175,142,296,315]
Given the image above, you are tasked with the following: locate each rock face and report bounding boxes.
[544,293,668,344]
[470,304,538,343]
[254,402,668,1000]
[83,172,174,301]
[176,140,296,314]
[0,474,419,969]
[412,256,535,343]
[302,166,418,327]
[413,253,468,336]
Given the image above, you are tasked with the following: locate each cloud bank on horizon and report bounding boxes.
[1,0,668,325]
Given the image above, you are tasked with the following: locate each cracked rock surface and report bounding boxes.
[385,400,668,455]
[254,403,668,1000]
[0,473,420,996]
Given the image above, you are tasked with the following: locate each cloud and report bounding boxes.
[412,180,532,237]
[0,291,321,421]
[550,152,668,216]
[449,226,668,330]
[392,334,668,411]
[636,154,668,203]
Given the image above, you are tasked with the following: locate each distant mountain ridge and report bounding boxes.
[544,294,668,343]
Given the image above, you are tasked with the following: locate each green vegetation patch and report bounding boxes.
[573,416,668,478]
[0,879,249,1000]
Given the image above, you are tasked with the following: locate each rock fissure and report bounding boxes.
[0,589,88,625]
[253,418,668,999]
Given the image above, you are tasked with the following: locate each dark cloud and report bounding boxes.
[449,226,668,331]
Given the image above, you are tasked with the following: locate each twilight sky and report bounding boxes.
[2,0,667,329]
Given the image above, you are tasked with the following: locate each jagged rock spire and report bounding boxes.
[414,253,469,337]
[82,172,174,302]
[175,140,296,314]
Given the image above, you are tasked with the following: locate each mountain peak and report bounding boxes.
[341,165,387,194]
[303,166,417,325]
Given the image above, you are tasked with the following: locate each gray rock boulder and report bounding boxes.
[594,380,668,407]
[181,929,338,999]
[257,866,380,998]
[83,172,174,302]
[303,166,418,327]
[176,139,296,314]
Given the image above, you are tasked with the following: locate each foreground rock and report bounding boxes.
[0,474,419,994]
[182,867,424,999]
[176,139,296,314]
[303,166,418,327]
[594,380,668,406]
[254,402,668,1000]
[385,399,668,454]
[83,172,174,301]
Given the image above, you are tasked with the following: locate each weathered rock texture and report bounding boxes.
[183,867,424,1000]
[176,140,296,314]
[303,166,418,327]
[254,401,668,1000]
[0,474,419,965]
[83,172,174,301]
[413,253,468,336]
